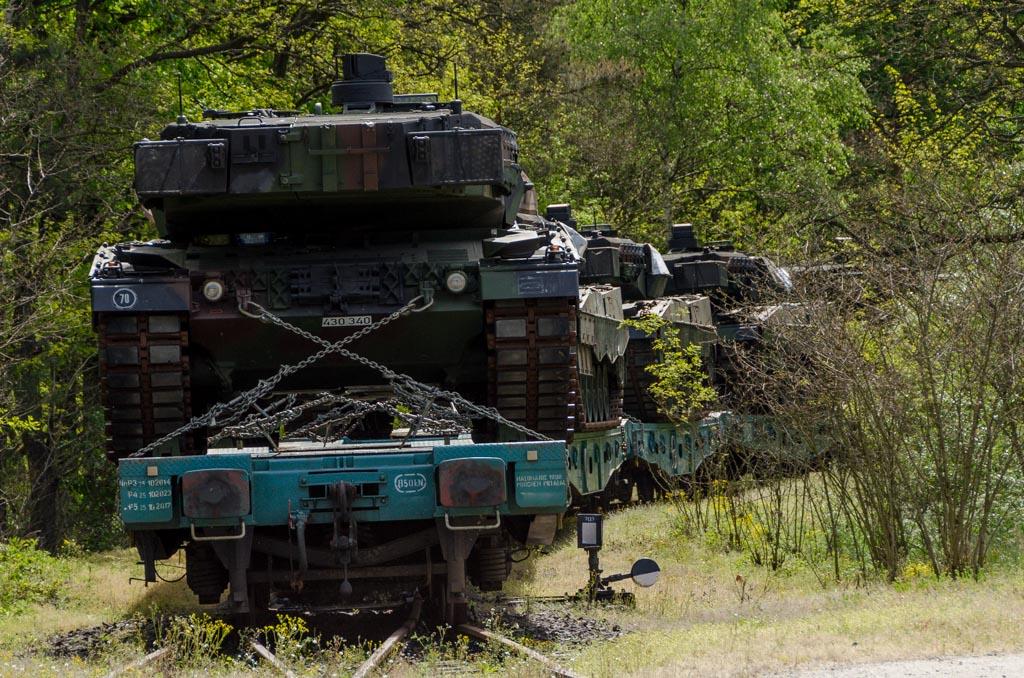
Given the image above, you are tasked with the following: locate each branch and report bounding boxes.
[965,231,1024,246]
[1002,14,1024,55]
[95,36,254,93]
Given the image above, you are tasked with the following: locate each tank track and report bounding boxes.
[577,359,624,431]
[623,337,667,422]
[486,298,578,441]
[97,312,201,461]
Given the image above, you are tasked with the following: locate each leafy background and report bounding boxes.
[1,0,1022,550]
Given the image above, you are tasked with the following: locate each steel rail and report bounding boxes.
[352,597,423,678]
[458,623,583,678]
[250,639,297,678]
[103,645,172,678]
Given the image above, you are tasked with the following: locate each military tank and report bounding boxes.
[89,53,652,460]
[616,222,797,416]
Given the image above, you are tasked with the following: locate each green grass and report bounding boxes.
[2,503,1023,676]
[0,547,194,652]
[0,545,196,677]
[0,537,71,615]
[509,502,1024,677]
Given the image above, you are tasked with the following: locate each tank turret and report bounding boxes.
[546,204,671,300]
[663,223,792,307]
[133,55,525,240]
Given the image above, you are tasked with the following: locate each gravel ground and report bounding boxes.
[46,618,154,658]
[42,599,617,670]
[483,605,623,644]
[782,653,1024,677]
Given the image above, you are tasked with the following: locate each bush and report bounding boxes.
[621,315,717,424]
[0,537,69,614]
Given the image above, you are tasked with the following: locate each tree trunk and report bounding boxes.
[23,433,60,553]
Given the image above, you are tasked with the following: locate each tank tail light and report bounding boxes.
[202,279,225,301]
[438,458,506,508]
[182,469,250,519]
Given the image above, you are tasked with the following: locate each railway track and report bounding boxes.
[351,597,580,678]
[49,594,606,677]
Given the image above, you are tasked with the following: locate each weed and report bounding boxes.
[410,627,476,672]
[901,561,934,581]
[159,612,232,666]
[320,634,373,674]
[262,614,317,664]
[57,539,85,558]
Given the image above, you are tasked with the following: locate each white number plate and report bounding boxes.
[322,315,372,328]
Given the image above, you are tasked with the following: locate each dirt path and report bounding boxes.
[785,653,1024,677]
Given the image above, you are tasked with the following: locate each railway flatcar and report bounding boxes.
[94,54,786,623]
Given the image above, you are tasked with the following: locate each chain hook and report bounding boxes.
[238,298,263,319]
[410,292,434,313]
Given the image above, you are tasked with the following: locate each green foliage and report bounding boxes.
[261,614,317,664]
[0,415,42,447]
[540,0,869,247]
[0,538,69,614]
[622,316,717,423]
[159,613,232,666]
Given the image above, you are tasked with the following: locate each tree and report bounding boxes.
[0,0,550,549]
[622,315,717,425]
[736,178,1024,578]
[532,0,869,247]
